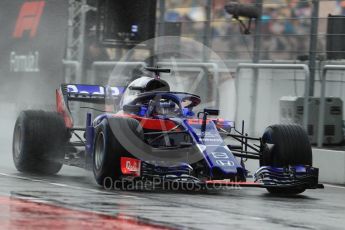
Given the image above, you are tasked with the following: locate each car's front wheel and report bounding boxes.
[93,117,143,187]
[261,124,312,195]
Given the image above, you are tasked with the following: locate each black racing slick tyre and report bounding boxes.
[12,110,68,175]
[261,124,312,195]
[93,117,144,187]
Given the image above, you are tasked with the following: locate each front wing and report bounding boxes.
[205,165,323,189]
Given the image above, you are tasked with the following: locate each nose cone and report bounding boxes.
[211,165,246,181]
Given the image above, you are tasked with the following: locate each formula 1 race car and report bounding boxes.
[12,67,323,194]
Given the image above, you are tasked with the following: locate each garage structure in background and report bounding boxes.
[0,0,68,107]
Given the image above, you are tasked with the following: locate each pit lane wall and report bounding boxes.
[312,148,345,184]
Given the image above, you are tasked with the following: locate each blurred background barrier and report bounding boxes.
[318,65,345,147]
[235,63,310,135]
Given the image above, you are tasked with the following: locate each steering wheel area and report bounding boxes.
[146,97,182,117]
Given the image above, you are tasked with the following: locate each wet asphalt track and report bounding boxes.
[1,119,345,229]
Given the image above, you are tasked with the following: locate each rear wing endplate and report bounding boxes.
[56,84,125,128]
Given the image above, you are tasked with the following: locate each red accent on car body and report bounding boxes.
[187,118,213,125]
[56,89,73,128]
[205,180,263,187]
[187,118,229,129]
[114,113,178,131]
[138,118,177,131]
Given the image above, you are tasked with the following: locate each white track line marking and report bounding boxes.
[0,172,139,199]
[323,183,345,189]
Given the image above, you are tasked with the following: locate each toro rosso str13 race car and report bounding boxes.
[12,67,323,194]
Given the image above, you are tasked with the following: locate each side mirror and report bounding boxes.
[123,104,141,114]
[204,108,219,116]
[197,108,220,139]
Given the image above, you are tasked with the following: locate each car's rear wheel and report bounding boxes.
[12,110,68,175]
[261,124,312,194]
[93,117,143,187]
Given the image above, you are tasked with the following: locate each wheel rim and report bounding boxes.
[13,125,22,159]
[94,132,105,170]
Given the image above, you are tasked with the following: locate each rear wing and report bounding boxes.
[56,84,125,128]
[61,84,125,103]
